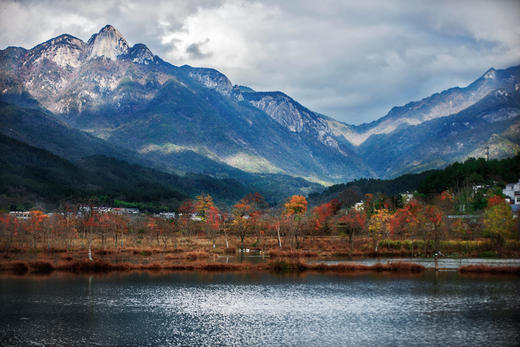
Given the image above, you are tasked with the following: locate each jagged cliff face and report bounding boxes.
[1,24,519,183]
[185,67,233,96]
[87,25,129,60]
[240,91,345,153]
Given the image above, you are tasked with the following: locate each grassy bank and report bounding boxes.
[458,264,520,274]
[0,258,427,275]
[2,236,519,260]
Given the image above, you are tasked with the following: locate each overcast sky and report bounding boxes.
[1,0,519,124]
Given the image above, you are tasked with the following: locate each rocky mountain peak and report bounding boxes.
[47,34,84,47]
[484,67,496,80]
[127,43,155,65]
[25,33,86,68]
[185,67,233,95]
[87,24,129,60]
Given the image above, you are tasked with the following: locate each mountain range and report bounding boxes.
[1,25,519,201]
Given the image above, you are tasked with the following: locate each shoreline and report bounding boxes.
[1,258,519,276]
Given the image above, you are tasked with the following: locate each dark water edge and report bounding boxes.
[1,271,519,346]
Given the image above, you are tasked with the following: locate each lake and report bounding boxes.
[1,271,519,346]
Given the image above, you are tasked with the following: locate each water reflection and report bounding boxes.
[1,272,519,346]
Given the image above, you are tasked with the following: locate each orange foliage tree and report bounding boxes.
[283,195,308,248]
[284,195,308,216]
[206,205,221,248]
[389,200,421,240]
[26,211,48,249]
[337,209,366,250]
[194,194,220,244]
[312,199,341,233]
[422,205,444,251]
[195,194,215,222]
[232,193,265,249]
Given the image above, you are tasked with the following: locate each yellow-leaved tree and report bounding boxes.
[284,195,308,249]
[368,208,391,252]
[483,196,514,247]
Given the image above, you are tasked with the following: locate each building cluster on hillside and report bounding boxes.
[8,211,32,220]
[7,207,197,221]
[78,206,140,216]
[8,207,142,220]
[153,212,176,220]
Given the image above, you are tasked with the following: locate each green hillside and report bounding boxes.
[0,134,249,211]
[309,153,520,206]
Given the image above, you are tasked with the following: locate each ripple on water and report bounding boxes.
[0,272,519,346]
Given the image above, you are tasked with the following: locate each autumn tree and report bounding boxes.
[26,210,48,249]
[230,193,267,250]
[362,194,376,217]
[232,198,255,249]
[284,195,308,248]
[177,199,195,237]
[147,217,159,246]
[206,205,221,248]
[389,200,421,240]
[265,214,283,248]
[110,214,129,248]
[0,214,19,257]
[49,213,72,250]
[284,195,308,216]
[368,209,391,252]
[483,196,514,246]
[312,199,341,234]
[219,211,231,249]
[450,218,472,240]
[437,190,455,212]
[80,205,99,261]
[195,194,215,221]
[246,193,268,247]
[422,205,444,252]
[336,209,366,250]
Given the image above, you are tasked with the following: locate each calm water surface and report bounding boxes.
[1,271,519,346]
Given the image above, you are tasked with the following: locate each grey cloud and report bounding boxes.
[186,39,213,59]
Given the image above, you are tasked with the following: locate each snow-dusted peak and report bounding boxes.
[47,34,85,48]
[186,67,233,95]
[87,25,129,60]
[26,34,86,68]
[484,68,496,79]
[127,43,155,65]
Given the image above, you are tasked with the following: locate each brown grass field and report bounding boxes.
[1,235,519,276]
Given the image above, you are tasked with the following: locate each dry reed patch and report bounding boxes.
[184,251,211,260]
[0,261,29,274]
[55,260,133,273]
[28,260,54,274]
[458,265,520,274]
[269,260,426,273]
[268,250,318,258]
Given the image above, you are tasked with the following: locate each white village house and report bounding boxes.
[503,179,520,214]
[503,179,520,206]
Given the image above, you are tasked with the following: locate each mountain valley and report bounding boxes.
[0,25,519,205]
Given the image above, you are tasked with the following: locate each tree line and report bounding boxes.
[1,187,518,259]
